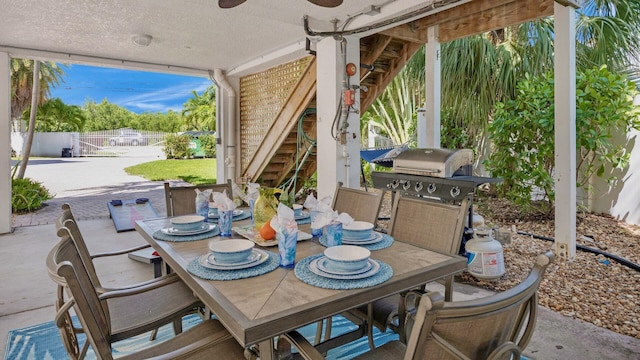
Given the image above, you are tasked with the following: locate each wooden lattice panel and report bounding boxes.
[239,56,314,172]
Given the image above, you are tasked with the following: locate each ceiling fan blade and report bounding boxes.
[219,0,246,9]
[307,0,343,7]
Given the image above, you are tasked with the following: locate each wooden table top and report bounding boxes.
[135,217,466,347]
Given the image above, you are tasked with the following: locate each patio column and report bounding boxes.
[0,52,11,234]
[554,2,577,259]
[422,25,441,149]
[316,35,361,198]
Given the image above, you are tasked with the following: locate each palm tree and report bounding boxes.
[181,85,216,131]
[10,59,65,131]
[399,0,640,148]
[10,59,65,179]
[362,69,420,147]
[28,97,86,132]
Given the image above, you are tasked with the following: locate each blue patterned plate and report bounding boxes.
[310,257,380,280]
[161,223,216,236]
[209,209,244,219]
[315,256,373,275]
[342,232,384,245]
[198,249,269,270]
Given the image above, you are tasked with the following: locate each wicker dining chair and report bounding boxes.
[164,179,233,216]
[279,251,555,360]
[342,194,470,350]
[47,219,204,358]
[54,258,247,359]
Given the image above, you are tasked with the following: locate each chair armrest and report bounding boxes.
[89,244,151,259]
[97,273,182,300]
[278,331,325,360]
[94,273,178,294]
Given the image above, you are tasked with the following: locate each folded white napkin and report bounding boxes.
[270,203,298,236]
[211,190,236,211]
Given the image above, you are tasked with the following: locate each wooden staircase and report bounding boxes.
[242,0,554,189]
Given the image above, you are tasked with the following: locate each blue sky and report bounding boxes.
[49,64,213,114]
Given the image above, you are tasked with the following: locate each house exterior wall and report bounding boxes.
[589,128,640,225]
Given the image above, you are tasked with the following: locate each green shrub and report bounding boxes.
[485,66,640,213]
[12,178,54,213]
[163,134,194,159]
[199,134,217,158]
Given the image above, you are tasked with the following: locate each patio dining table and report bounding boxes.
[135,216,467,359]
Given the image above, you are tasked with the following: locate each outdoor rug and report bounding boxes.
[4,314,399,360]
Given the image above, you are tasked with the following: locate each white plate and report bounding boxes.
[233,225,312,247]
[309,257,381,280]
[161,224,217,236]
[341,232,384,245]
[209,209,244,219]
[315,256,372,275]
[198,249,269,270]
[206,251,261,267]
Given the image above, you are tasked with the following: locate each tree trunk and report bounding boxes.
[17,61,40,180]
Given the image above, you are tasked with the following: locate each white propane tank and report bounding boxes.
[465,227,505,280]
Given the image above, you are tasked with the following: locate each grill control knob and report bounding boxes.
[415,182,423,192]
[450,186,461,198]
[402,181,411,191]
[427,183,437,194]
[390,179,400,189]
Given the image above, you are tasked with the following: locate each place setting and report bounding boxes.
[292,204,311,225]
[295,245,393,290]
[187,239,279,280]
[208,205,251,222]
[319,221,394,251]
[153,215,220,242]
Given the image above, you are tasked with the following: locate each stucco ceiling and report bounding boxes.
[1,0,441,77]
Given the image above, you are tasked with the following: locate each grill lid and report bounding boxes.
[393,148,473,177]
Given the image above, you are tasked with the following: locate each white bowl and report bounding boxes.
[170,215,205,231]
[209,239,255,263]
[324,245,371,272]
[293,204,303,217]
[342,221,374,240]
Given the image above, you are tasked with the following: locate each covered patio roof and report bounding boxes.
[1,0,580,259]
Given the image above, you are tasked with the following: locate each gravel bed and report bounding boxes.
[374,190,640,339]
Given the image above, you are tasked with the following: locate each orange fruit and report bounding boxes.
[259,221,276,240]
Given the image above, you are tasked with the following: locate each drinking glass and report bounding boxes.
[218,210,233,236]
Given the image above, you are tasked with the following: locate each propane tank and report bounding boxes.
[465,227,505,280]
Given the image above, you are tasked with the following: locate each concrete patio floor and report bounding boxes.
[1,154,639,359]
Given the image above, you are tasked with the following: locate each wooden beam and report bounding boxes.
[379,24,428,44]
[439,0,554,42]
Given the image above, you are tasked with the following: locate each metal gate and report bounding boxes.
[78,129,167,157]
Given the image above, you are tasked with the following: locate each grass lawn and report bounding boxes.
[125,159,217,185]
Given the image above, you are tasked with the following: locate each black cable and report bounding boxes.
[516,231,640,272]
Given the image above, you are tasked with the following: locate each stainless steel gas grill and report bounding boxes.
[371,148,501,254]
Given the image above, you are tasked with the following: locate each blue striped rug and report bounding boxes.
[4,314,398,359]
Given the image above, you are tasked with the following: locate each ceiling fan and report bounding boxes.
[219,0,343,9]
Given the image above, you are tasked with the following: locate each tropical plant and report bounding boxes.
[485,66,640,213]
[11,177,54,213]
[361,69,420,147]
[181,85,216,131]
[23,97,86,132]
[10,59,64,130]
